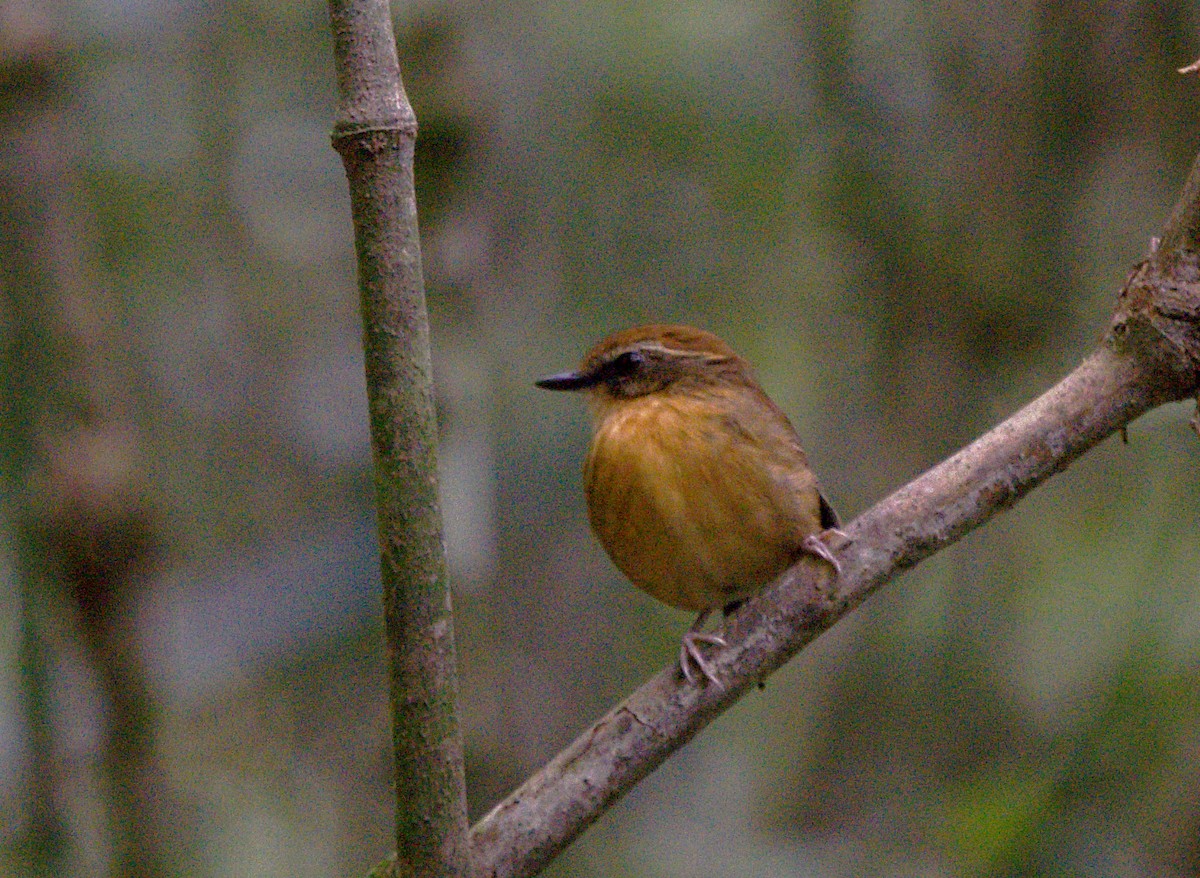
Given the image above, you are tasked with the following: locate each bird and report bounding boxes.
[536,324,842,686]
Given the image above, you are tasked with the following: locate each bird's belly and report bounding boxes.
[585,399,813,611]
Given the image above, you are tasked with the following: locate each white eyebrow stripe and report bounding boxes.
[624,342,718,360]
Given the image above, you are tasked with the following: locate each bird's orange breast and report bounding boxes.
[584,391,824,611]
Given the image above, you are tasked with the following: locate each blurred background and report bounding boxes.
[2,0,1200,875]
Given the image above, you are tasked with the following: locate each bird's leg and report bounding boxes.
[800,528,849,577]
[680,609,727,687]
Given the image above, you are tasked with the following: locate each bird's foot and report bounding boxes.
[679,610,727,687]
[801,527,849,577]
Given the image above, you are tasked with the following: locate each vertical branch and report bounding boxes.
[326,0,470,875]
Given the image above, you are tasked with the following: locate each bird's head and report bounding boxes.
[536,324,751,402]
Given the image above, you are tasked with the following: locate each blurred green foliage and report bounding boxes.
[2,0,1200,876]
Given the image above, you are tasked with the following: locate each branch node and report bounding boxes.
[1109,257,1200,398]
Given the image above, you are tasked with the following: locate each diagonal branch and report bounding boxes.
[468,156,1200,878]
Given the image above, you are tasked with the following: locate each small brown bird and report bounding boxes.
[537,324,842,686]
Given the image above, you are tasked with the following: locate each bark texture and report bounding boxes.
[327,1,470,874]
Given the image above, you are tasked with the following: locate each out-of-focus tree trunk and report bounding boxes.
[0,8,170,877]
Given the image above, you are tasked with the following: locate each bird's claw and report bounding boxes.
[680,629,727,687]
[802,527,847,577]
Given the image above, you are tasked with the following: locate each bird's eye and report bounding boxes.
[610,350,644,376]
